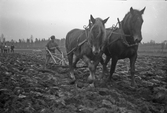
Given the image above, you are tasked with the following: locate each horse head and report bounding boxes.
[88,15,109,55]
[122,7,146,44]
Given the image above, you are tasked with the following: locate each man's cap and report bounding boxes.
[51,35,55,39]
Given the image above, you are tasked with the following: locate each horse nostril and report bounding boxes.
[93,50,99,55]
[135,39,140,43]
[94,52,98,55]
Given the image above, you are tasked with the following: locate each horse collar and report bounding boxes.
[120,26,138,47]
[121,36,139,47]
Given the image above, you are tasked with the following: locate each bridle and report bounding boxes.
[67,20,107,56]
[83,22,106,52]
[106,18,139,48]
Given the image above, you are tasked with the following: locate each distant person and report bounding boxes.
[45,35,62,68]
[11,44,15,53]
[3,43,8,53]
[0,43,4,53]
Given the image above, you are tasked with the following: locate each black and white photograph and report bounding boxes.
[0,0,167,112]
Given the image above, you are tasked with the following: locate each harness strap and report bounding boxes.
[105,18,138,55]
[118,18,129,46]
[105,24,121,48]
[67,39,88,56]
[67,30,89,56]
[118,18,138,47]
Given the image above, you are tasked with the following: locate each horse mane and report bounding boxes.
[121,8,144,45]
[122,9,143,27]
[93,18,106,28]
[90,18,106,37]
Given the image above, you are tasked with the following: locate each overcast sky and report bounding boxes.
[0,0,167,43]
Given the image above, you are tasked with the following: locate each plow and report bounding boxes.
[45,47,87,69]
[45,47,68,66]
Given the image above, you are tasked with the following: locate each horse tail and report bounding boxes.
[65,30,70,52]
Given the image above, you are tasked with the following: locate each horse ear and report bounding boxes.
[90,15,95,24]
[130,7,134,14]
[140,7,146,14]
[103,17,109,24]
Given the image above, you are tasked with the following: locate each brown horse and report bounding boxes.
[66,15,109,84]
[102,7,146,87]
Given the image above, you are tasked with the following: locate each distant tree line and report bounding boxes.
[0,34,66,49]
[141,40,167,48]
[0,34,166,50]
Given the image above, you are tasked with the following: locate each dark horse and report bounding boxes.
[102,7,146,87]
[66,15,109,84]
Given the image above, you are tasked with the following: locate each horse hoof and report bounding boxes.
[69,79,76,85]
[88,76,95,83]
[88,83,94,88]
[88,79,94,84]
[70,74,76,80]
[130,82,137,89]
[105,76,113,83]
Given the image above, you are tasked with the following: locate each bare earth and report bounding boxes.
[0,51,167,113]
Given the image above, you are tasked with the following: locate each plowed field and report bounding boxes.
[0,52,167,113]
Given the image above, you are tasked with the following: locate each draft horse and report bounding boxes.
[66,15,109,84]
[103,7,146,87]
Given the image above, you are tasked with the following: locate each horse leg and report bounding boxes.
[82,55,96,83]
[72,54,80,68]
[102,56,110,75]
[89,59,100,81]
[108,56,118,81]
[68,53,76,80]
[129,54,137,87]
